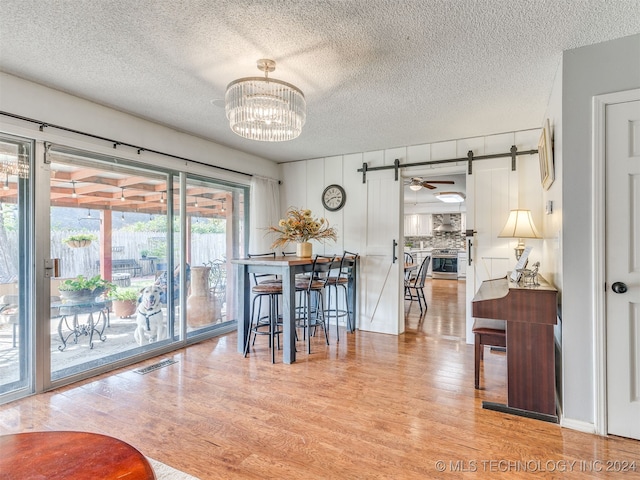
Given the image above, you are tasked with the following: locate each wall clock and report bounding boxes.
[322,184,346,211]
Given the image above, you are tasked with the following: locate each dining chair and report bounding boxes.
[243,252,283,363]
[325,251,358,341]
[404,252,415,281]
[296,254,335,354]
[404,255,431,313]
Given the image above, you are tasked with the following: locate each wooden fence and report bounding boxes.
[0,231,227,281]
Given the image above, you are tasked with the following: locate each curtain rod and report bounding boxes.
[0,110,252,178]
[357,145,539,183]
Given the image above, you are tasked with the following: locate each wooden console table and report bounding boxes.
[0,431,156,479]
[472,275,558,422]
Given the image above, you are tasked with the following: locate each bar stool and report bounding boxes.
[325,251,358,341]
[296,254,335,354]
[243,252,283,363]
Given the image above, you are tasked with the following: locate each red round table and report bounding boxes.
[0,431,156,479]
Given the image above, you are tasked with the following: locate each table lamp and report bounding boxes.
[498,209,541,260]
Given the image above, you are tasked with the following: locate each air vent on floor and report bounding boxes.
[134,359,177,374]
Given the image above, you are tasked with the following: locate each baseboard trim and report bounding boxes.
[482,402,558,423]
[560,417,596,434]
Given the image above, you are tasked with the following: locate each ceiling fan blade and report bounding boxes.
[421,183,437,189]
[423,180,455,184]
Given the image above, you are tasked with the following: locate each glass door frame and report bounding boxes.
[0,133,35,404]
[1,130,250,402]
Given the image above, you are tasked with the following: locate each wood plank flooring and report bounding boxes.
[1,278,639,479]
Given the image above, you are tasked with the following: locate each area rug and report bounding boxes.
[147,458,200,480]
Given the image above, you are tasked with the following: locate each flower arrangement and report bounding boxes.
[267,207,337,248]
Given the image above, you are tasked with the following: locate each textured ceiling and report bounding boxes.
[0,1,639,164]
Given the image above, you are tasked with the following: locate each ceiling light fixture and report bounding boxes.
[71,180,77,198]
[409,184,422,191]
[225,59,306,142]
[159,191,165,203]
[120,187,125,201]
[434,192,466,203]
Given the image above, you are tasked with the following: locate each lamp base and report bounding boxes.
[514,239,526,260]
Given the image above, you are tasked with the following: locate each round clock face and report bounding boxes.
[322,184,346,211]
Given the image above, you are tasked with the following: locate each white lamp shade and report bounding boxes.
[498,209,541,239]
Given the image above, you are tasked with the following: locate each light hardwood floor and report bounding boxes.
[1,279,639,479]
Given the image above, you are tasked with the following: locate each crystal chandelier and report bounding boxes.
[225,59,306,142]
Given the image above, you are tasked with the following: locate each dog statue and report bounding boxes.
[134,286,165,345]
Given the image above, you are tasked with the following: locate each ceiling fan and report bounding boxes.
[406,177,455,191]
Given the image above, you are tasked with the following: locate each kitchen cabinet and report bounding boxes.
[404,214,432,237]
[404,215,417,236]
[458,252,467,278]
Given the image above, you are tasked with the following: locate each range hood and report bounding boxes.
[434,214,458,232]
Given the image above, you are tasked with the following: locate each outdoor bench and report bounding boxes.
[95,259,142,277]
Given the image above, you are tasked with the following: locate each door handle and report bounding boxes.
[612,282,628,294]
[392,239,398,264]
[465,229,476,267]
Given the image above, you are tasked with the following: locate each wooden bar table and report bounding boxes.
[0,431,156,479]
[232,255,358,363]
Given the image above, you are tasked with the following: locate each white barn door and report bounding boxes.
[360,169,403,335]
[465,158,517,343]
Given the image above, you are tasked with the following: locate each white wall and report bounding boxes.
[281,130,545,340]
[560,34,640,427]
[279,154,366,256]
[0,73,279,181]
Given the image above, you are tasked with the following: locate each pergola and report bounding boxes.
[0,151,241,283]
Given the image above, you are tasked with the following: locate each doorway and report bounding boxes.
[402,168,467,342]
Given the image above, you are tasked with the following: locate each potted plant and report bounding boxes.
[140,249,149,259]
[266,207,337,257]
[63,233,97,248]
[108,287,140,318]
[58,275,114,302]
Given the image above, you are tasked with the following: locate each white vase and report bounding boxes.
[296,241,312,258]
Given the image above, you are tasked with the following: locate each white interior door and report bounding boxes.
[360,170,403,335]
[606,99,640,440]
[465,158,517,343]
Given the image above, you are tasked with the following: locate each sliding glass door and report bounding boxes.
[0,135,248,402]
[184,176,245,337]
[0,134,33,402]
[48,146,182,381]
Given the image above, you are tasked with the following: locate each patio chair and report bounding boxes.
[154,264,191,305]
[0,295,19,348]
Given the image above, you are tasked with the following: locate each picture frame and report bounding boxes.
[538,118,554,190]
